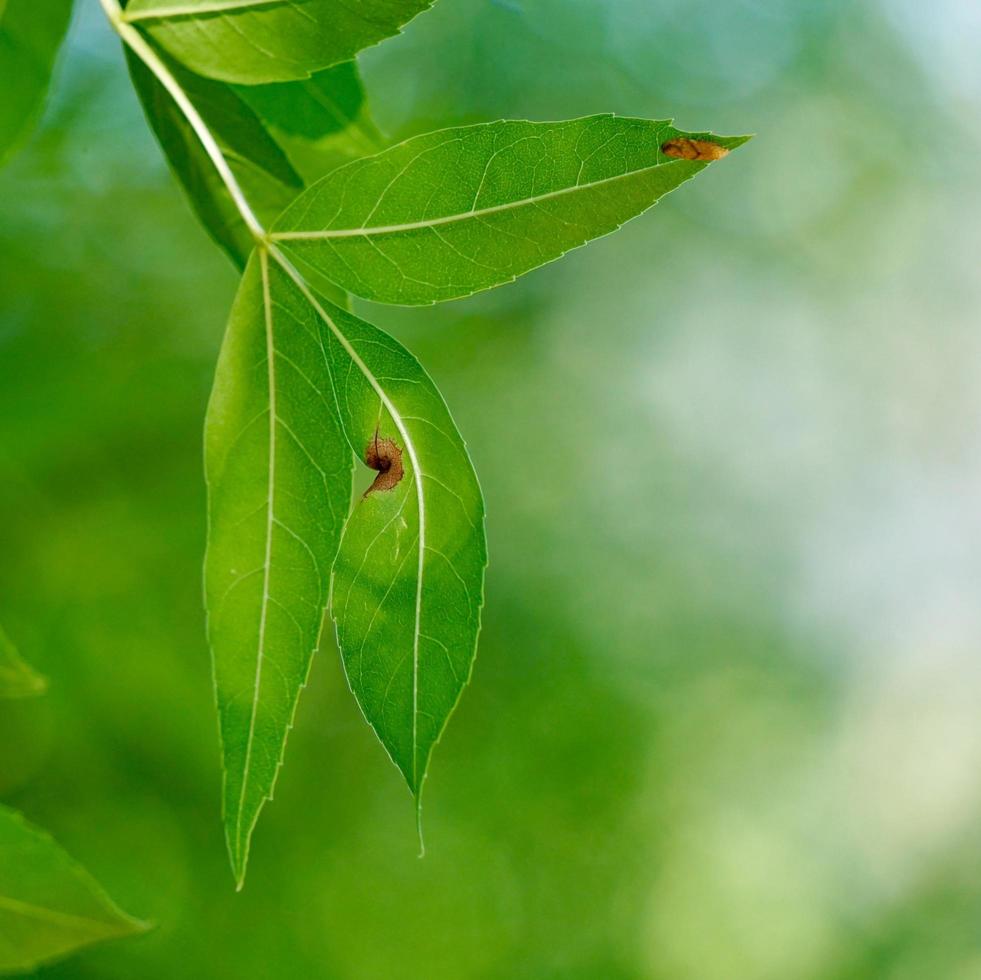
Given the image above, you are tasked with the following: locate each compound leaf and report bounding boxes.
[205,252,353,887]
[0,805,145,974]
[0,0,73,165]
[0,624,45,699]
[272,115,750,305]
[123,0,436,85]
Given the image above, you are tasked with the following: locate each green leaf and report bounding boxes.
[123,0,436,85]
[0,624,46,699]
[0,804,146,974]
[206,248,486,883]
[126,46,301,268]
[234,61,384,185]
[204,251,354,886]
[0,0,73,166]
[272,115,750,305]
[272,251,486,802]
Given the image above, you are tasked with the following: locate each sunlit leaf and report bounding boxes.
[204,251,353,887]
[234,61,384,185]
[126,47,301,268]
[123,0,436,84]
[206,247,486,882]
[0,805,146,974]
[272,115,750,305]
[0,0,73,165]
[270,251,486,802]
[0,624,45,699]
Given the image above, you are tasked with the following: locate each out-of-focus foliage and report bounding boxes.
[0,0,73,164]
[0,805,145,973]
[1,0,980,978]
[0,624,45,698]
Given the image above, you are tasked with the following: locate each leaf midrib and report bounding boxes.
[231,248,278,875]
[271,154,686,242]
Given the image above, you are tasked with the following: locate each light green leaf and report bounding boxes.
[123,0,436,85]
[0,0,73,165]
[272,115,750,305]
[0,624,46,699]
[126,47,302,268]
[206,248,486,882]
[234,61,384,185]
[0,805,146,974]
[204,251,353,887]
[271,251,486,802]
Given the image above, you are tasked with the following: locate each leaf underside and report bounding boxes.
[124,0,436,84]
[273,115,750,305]
[0,805,145,974]
[206,249,486,883]
[204,251,353,886]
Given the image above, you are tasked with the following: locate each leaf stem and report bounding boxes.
[98,0,267,244]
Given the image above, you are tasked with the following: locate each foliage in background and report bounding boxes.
[0,626,46,700]
[0,0,73,165]
[0,805,143,975]
[1,5,145,972]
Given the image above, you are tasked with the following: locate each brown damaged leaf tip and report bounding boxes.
[363,431,404,497]
[661,138,729,162]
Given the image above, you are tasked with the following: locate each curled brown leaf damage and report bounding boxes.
[661,138,729,162]
[363,431,404,497]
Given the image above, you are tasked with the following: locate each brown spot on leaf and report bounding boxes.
[363,431,404,497]
[661,138,729,162]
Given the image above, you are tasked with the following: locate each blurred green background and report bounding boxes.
[3,0,981,977]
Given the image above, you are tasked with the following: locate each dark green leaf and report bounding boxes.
[234,61,384,185]
[272,115,750,305]
[123,0,436,84]
[0,0,73,165]
[0,805,146,974]
[0,624,45,699]
[126,46,301,268]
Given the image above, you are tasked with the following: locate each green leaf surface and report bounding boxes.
[123,0,436,85]
[206,248,486,883]
[272,115,750,305]
[0,0,73,166]
[0,805,145,974]
[126,47,301,268]
[204,251,354,886]
[0,625,45,699]
[234,61,384,185]
[272,251,486,800]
